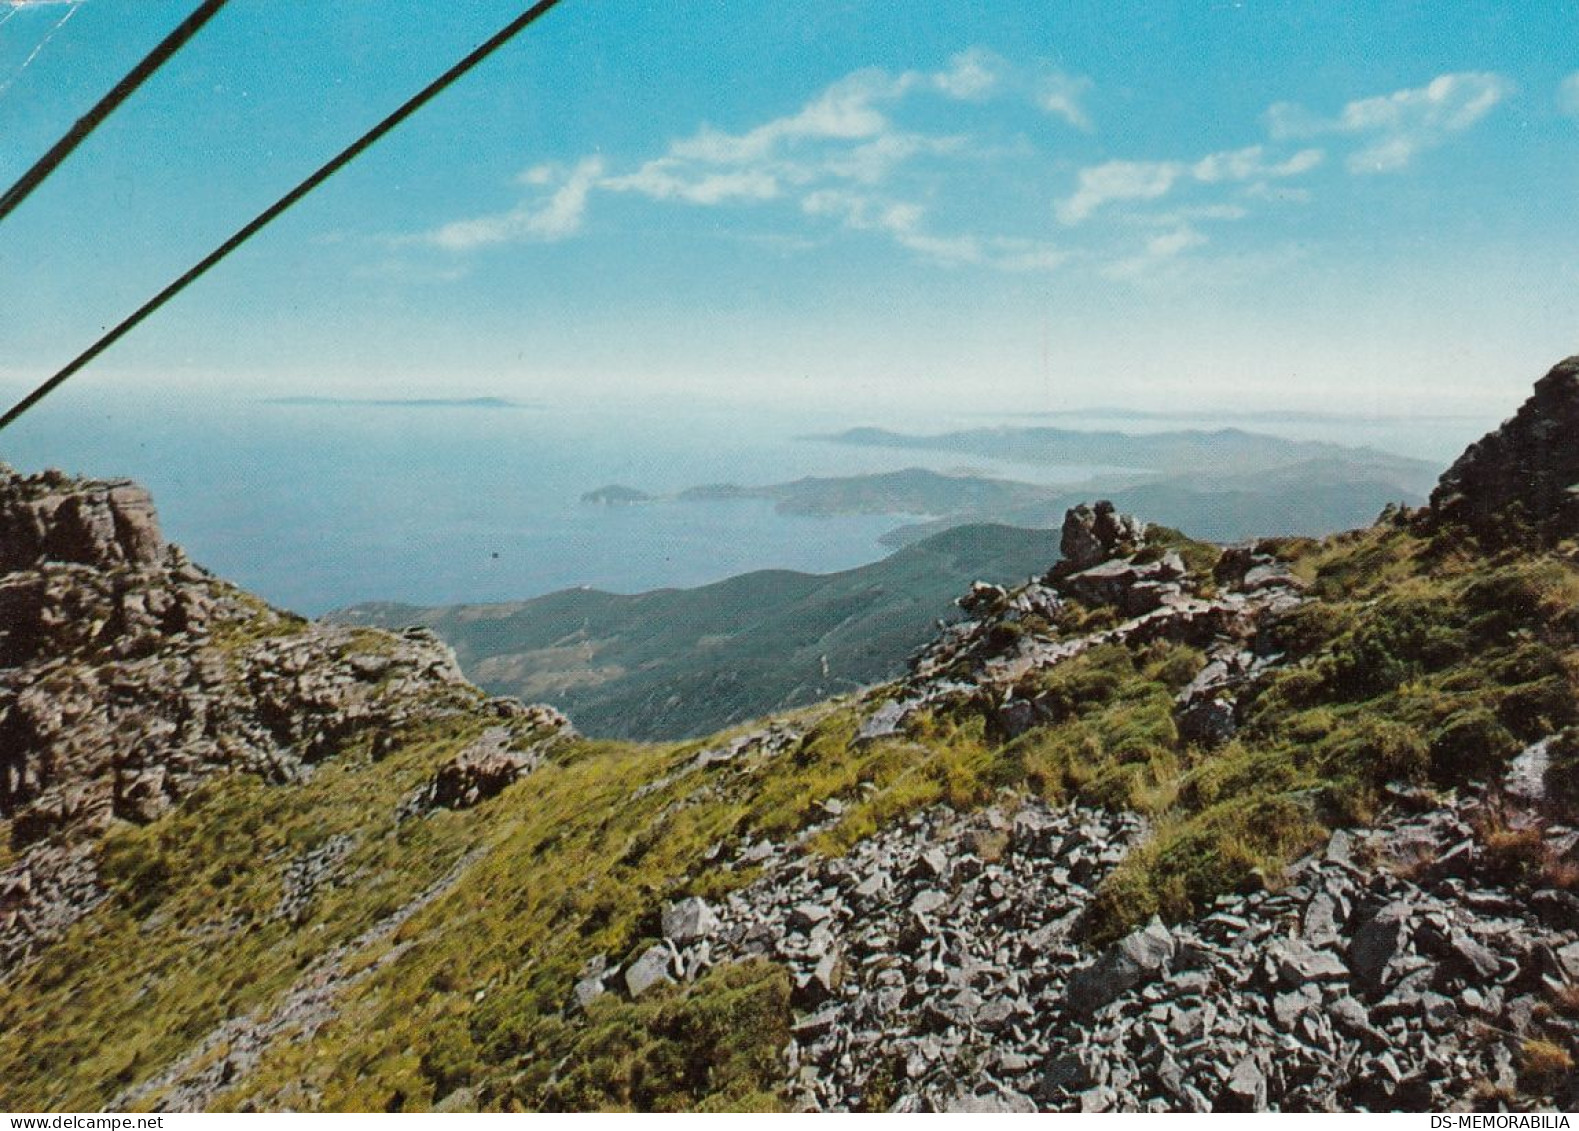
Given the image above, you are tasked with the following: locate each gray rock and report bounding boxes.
[1328,995,1384,1043]
[1267,936,1348,985]
[1078,1085,1117,1114]
[1059,501,1146,572]
[1349,902,1410,991]
[1219,1056,1266,1111]
[1301,892,1342,947]
[1552,940,1579,983]
[572,974,609,1010]
[851,870,890,901]
[1176,696,1238,748]
[792,1006,841,1040]
[1065,919,1175,1016]
[1272,984,1322,1029]
[1042,1052,1096,1095]
[793,951,841,1008]
[1447,930,1500,980]
[1325,829,1356,866]
[789,902,834,931]
[623,944,675,998]
[945,1089,1036,1114]
[857,700,909,742]
[661,896,718,944]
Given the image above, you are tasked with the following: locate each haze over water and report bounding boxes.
[0,383,1493,617]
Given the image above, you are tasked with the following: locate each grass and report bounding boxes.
[1518,1039,1574,1094]
[9,517,1579,1109]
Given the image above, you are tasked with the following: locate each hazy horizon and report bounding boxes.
[0,1,1575,430]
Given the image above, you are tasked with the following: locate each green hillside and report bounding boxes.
[329,524,1057,740]
[8,359,1579,1113]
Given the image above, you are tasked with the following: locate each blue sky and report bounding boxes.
[1,0,1576,421]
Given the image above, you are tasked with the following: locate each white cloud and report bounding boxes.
[802,189,1063,271]
[409,49,1087,271]
[1102,224,1208,280]
[927,47,1003,100]
[1058,145,1320,224]
[602,162,780,205]
[1148,226,1208,258]
[672,71,894,166]
[1038,72,1095,130]
[1057,160,1185,225]
[818,132,966,185]
[1267,72,1512,173]
[423,158,604,250]
[1190,145,1323,183]
[1560,73,1579,118]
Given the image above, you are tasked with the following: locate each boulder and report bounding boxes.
[1064,918,1175,1016]
[1266,936,1349,985]
[1349,902,1411,993]
[661,896,718,944]
[1176,696,1237,748]
[957,581,1007,616]
[429,728,538,810]
[1059,501,1146,571]
[1217,1056,1267,1111]
[623,944,675,998]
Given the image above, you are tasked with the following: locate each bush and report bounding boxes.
[1429,709,1521,784]
[1315,719,1430,786]
[1240,667,1326,727]
[1266,602,1355,660]
[1544,729,1579,806]
[1139,641,1204,691]
[1325,596,1465,701]
[1518,1039,1574,1094]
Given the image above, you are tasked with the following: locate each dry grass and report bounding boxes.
[1518,1039,1574,1093]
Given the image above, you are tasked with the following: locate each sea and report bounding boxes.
[0,384,1497,616]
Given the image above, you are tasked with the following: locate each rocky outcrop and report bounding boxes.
[619,790,1579,1112]
[0,466,162,573]
[1058,552,1188,617]
[572,494,1579,1111]
[1430,356,1579,543]
[1059,501,1147,572]
[0,465,558,971]
[425,708,572,810]
[878,505,1302,745]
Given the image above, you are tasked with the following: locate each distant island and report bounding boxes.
[1014,406,1483,425]
[677,468,1054,516]
[265,396,530,410]
[817,423,1431,476]
[581,484,656,506]
[585,427,1440,545]
[581,468,1055,517]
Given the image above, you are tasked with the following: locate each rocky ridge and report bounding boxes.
[613,782,1579,1112]
[0,464,565,971]
[549,435,1579,1111]
[1431,355,1579,544]
[7,355,1579,1113]
[563,491,1579,1110]
[859,501,1304,750]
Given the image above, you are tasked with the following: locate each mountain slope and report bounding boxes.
[824,423,1438,481]
[6,356,1579,1113]
[878,461,1431,547]
[328,524,1057,740]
